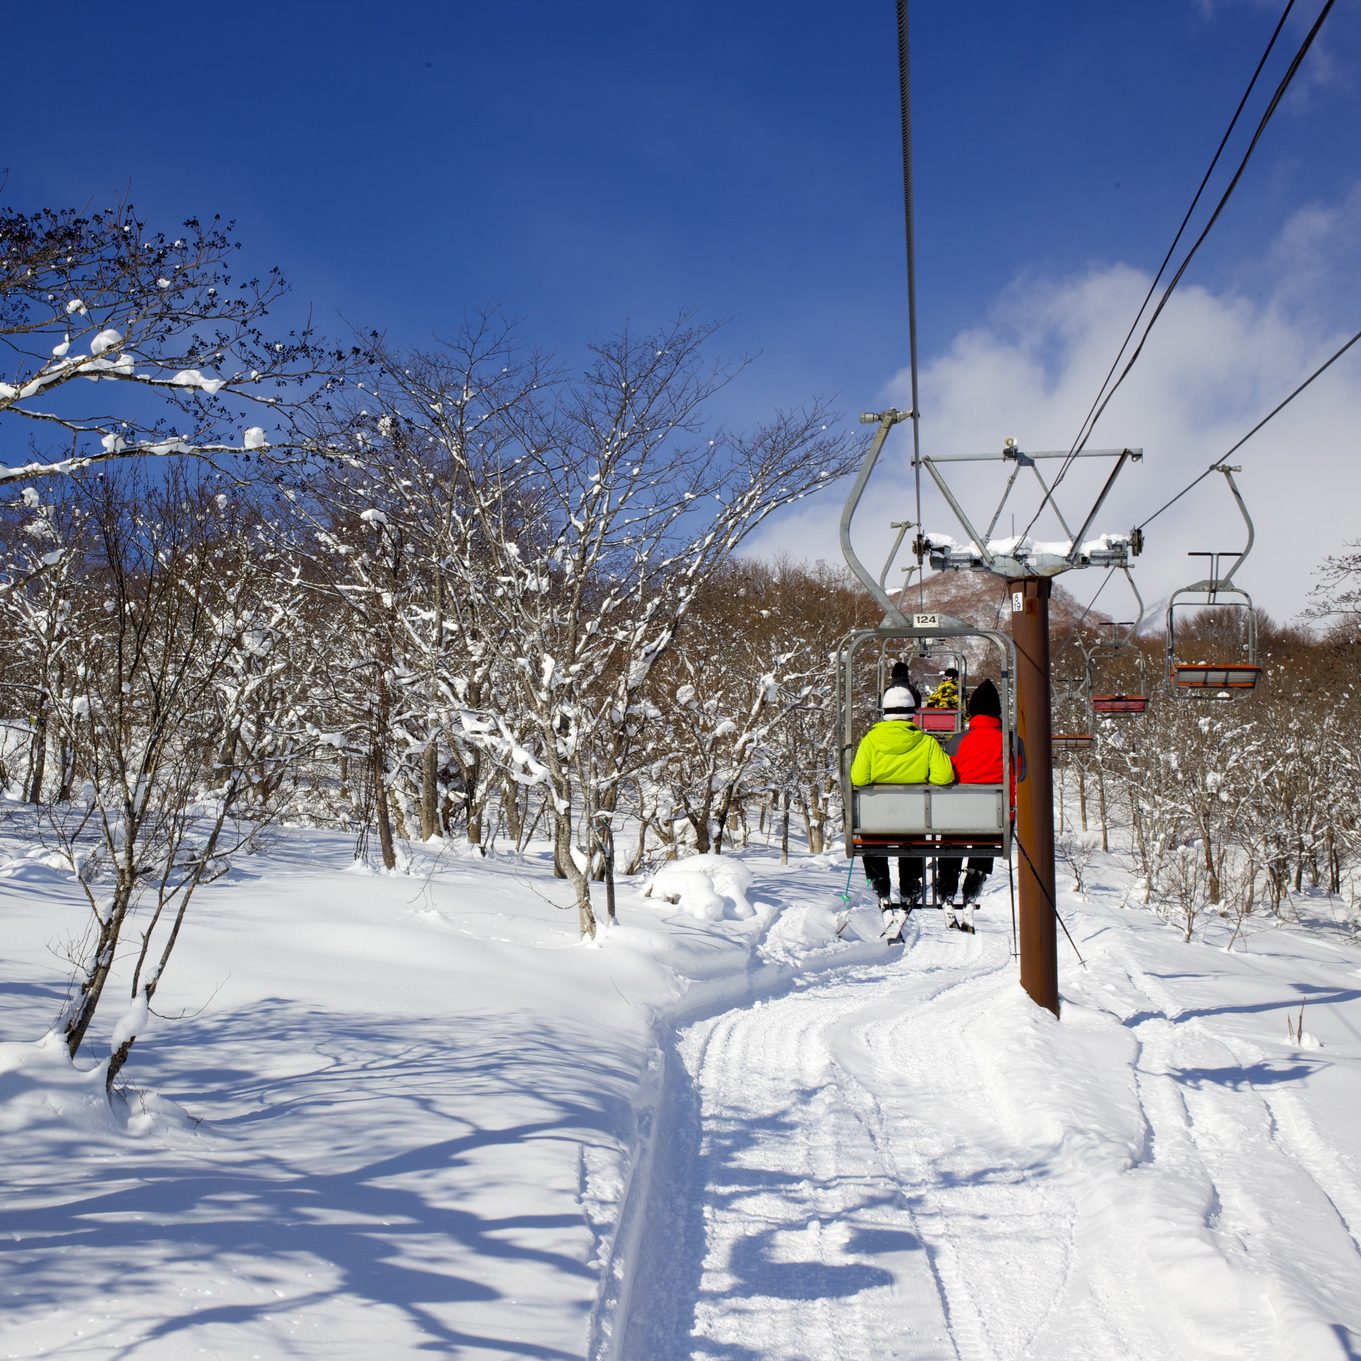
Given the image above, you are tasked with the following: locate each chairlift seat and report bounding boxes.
[917,708,960,734]
[1052,732,1095,753]
[852,782,1006,856]
[1171,663,1261,692]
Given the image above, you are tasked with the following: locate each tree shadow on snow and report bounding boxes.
[1122,981,1361,1031]
[1,998,644,1359]
[1171,1057,1325,1089]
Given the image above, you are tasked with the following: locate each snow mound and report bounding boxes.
[0,1033,193,1140]
[642,853,756,921]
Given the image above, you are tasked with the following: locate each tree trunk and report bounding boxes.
[465,754,483,849]
[554,816,596,938]
[502,776,523,845]
[25,703,48,804]
[419,740,439,840]
[63,877,134,1059]
[599,822,617,924]
[374,751,397,871]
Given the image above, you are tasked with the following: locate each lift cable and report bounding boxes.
[1135,321,1361,532]
[895,0,927,612]
[1063,0,1298,467]
[1017,0,1335,546]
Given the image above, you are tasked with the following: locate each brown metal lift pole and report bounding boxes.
[1010,576,1060,1017]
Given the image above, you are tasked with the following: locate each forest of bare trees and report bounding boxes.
[4,202,1359,1089]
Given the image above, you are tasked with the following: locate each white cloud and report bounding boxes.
[746,189,1361,631]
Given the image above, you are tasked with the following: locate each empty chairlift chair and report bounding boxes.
[1166,466,1262,699]
[1050,670,1096,754]
[1086,587,1150,715]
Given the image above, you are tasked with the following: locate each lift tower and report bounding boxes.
[842,417,1143,1016]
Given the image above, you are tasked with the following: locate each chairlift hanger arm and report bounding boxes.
[840,409,913,627]
[1211,464,1254,587]
[1067,447,1144,567]
[1121,566,1145,642]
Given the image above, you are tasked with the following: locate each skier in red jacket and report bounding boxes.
[939,679,1008,933]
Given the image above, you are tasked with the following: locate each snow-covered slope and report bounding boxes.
[2,818,1358,1359]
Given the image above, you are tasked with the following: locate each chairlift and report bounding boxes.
[1088,642,1150,715]
[913,642,967,736]
[1086,571,1150,715]
[1050,670,1095,754]
[1166,466,1262,698]
[838,614,1015,862]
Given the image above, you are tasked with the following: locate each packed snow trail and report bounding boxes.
[609,896,1361,1361]
[614,909,1044,1361]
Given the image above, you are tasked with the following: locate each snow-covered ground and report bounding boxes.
[2,811,1360,1360]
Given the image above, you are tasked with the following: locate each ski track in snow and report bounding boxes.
[607,902,1361,1361]
[1114,960,1361,1360]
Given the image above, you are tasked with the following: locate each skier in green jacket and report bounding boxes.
[850,682,954,912]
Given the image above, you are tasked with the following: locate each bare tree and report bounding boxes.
[28,469,304,1090]
[1,201,353,484]
[354,314,858,936]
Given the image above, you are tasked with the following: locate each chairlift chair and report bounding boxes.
[914,642,967,736]
[1050,670,1096,754]
[1086,613,1150,717]
[838,614,1014,863]
[1166,466,1262,699]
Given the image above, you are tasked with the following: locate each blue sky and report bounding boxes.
[5,1,1359,623]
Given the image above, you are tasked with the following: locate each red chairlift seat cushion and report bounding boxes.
[1092,694,1148,714]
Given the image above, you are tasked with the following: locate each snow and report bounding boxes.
[89,327,123,356]
[925,531,1135,576]
[169,367,225,394]
[243,425,268,449]
[2,812,1360,1360]
[643,852,756,921]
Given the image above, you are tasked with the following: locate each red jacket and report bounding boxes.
[946,714,1004,784]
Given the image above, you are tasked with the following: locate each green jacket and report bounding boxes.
[850,721,954,787]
